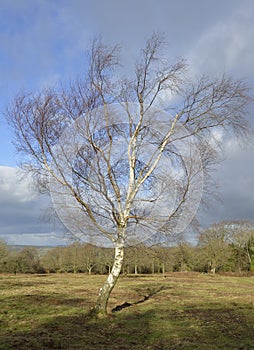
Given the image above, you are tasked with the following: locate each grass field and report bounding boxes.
[1,273,254,349]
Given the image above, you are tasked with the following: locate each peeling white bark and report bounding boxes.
[93,237,125,316]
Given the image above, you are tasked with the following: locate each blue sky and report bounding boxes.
[0,0,254,245]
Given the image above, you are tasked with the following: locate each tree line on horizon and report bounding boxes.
[1,221,254,276]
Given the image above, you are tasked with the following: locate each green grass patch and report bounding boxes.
[0,273,254,349]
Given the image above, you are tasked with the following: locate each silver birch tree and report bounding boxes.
[6,34,251,316]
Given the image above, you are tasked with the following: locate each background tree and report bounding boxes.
[96,247,114,275]
[220,221,254,272]
[197,224,232,274]
[172,241,196,272]
[0,240,9,272]
[41,246,63,273]
[7,34,251,316]
[15,247,42,274]
[246,235,254,272]
[154,246,176,274]
[81,244,98,274]
[124,244,147,274]
[0,247,43,274]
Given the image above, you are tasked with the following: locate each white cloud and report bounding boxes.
[0,166,37,202]
[188,3,254,77]
[0,232,67,246]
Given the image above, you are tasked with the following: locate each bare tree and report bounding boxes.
[215,221,254,272]
[6,34,251,316]
[198,224,231,274]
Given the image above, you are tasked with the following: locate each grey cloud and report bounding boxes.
[0,167,63,245]
[188,8,254,78]
[200,144,254,226]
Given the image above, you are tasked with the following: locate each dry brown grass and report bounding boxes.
[1,273,254,349]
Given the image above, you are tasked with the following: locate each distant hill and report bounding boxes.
[7,244,61,256]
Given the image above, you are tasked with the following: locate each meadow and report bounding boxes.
[1,273,254,349]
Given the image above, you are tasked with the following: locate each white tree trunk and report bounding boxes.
[92,238,124,317]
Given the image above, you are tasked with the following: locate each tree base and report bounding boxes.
[88,305,109,319]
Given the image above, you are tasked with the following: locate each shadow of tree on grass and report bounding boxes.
[1,304,254,350]
[112,285,166,312]
[0,311,151,350]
